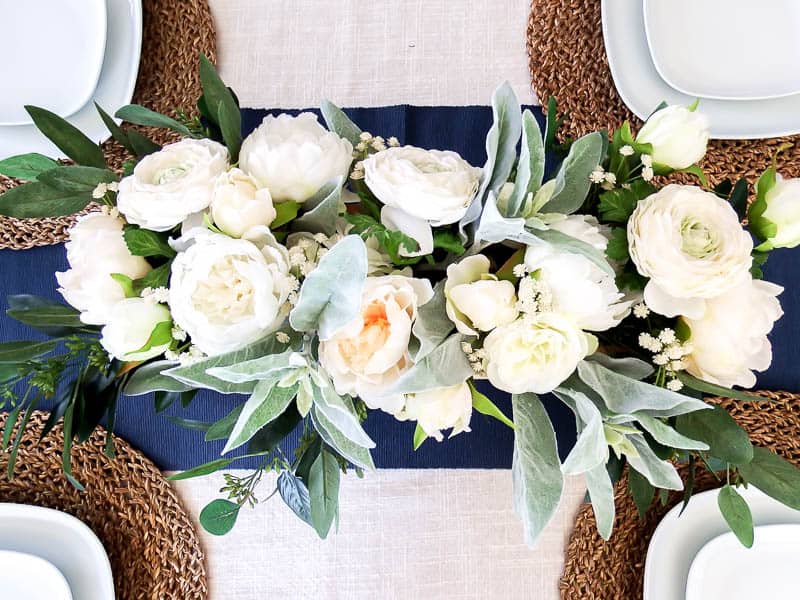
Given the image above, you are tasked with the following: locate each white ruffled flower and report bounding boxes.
[627,185,753,319]
[100,298,171,361]
[239,112,353,203]
[55,212,151,325]
[444,255,519,336]
[635,105,710,170]
[682,279,783,388]
[210,168,277,238]
[319,275,434,415]
[117,139,229,231]
[400,382,472,442]
[547,214,612,252]
[759,175,800,249]
[168,228,293,356]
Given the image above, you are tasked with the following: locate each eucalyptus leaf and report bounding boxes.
[718,485,754,547]
[124,360,193,396]
[310,406,375,471]
[199,499,240,536]
[25,105,106,168]
[40,165,116,194]
[411,280,453,361]
[308,449,341,539]
[292,178,343,236]
[167,458,233,481]
[199,54,242,160]
[626,435,683,490]
[676,372,758,402]
[222,378,298,454]
[94,103,136,155]
[277,470,312,525]
[0,182,91,218]
[737,447,800,510]
[470,382,514,429]
[206,349,295,384]
[6,295,87,336]
[544,132,604,214]
[204,406,244,442]
[115,104,194,137]
[675,406,753,464]
[506,109,545,217]
[413,423,427,450]
[585,463,615,540]
[0,340,58,363]
[386,334,473,395]
[217,99,243,162]
[247,404,302,454]
[0,153,58,181]
[320,100,362,146]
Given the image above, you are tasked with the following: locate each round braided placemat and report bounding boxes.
[560,391,800,600]
[527,0,800,187]
[0,0,217,250]
[0,411,207,600]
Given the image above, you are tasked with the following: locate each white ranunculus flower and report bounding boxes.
[169,229,293,356]
[117,139,229,231]
[210,168,277,238]
[627,185,753,319]
[547,214,611,252]
[319,275,434,415]
[759,175,800,249]
[239,112,353,203]
[635,105,710,169]
[100,298,172,361]
[400,382,472,442]
[444,255,518,335]
[484,314,596,395]
[524,244,631,331]
[682,279,783,388]
[55,212,152,325]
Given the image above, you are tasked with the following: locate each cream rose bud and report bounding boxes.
[55,212,151,325]
[117,139,229,232]
[210,168,277,237]
[484,314,595,395]
[400,383,472,442]
[635,105,710,169]
[100,298,172,361]
[683,279,783,388]
[758,176,800,249]
[319,275,434,415]
[627,185,753,319]
[444,255,518,335]
[239,112,353,203]
[169,229,294,356]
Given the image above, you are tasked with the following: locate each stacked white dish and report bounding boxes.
[602,0,800,139]
[0,0,143,160]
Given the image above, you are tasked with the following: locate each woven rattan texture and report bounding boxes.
[559,391,800,600]
[0,411,207,600]
[527,0,800,187]
[0,0,216,250]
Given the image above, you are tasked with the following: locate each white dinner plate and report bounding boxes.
[685,524,800,600]
[0,0,107,126]
[643,0,800,101]
[0,504,114,600]
[601,0,800,139]
[643,486,800,600]
[0,550,72,600]
[0,0,142,160]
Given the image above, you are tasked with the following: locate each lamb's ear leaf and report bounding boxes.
[320,100,362,146]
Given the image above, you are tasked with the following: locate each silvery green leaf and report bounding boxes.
[206,349,295,383]
[475,191,544,246]
[544,132,605,215]
[222,378,298,454]
[577,360,709,417]
[535,228,615,277]
[311,406,375,471]
[586,354,654,381]
[124,360,193,395]
[292,177,344,236]
[289,235,367,340]
[512,393,564,547]
[296,378,313,417]
[555,388,608,475]
[627,434,684,490]
[506,109,545,217]
[634,414,709,451]
[312,383,375,449]
[412,281,453,360]
[320,100,362,146]
[386,334,473,395]
[164,336,288,394]
[585,463,615,540]
[277,470,312,525]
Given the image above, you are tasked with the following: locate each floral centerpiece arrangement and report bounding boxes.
[1,56,799,546]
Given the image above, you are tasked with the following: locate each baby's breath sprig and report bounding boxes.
[638,327,691,391]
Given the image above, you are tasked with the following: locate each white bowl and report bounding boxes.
[0,550,73,600]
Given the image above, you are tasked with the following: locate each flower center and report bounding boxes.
[193,258,256,324]
[337,301,391,372]
[155,165,190,185]
[680,218,718,259]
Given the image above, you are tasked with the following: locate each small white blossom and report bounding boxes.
[640,154,653,167]
[355,142,367,152]
[171,326,187,342]
[633,303,650,319]
[313,233,329,244]
[604,172,617,185]
[638,332,663,352]
[512,264,528,278]
[670,359,687,371]
[359,131,373,141]
[388,136,400,147]
[642,165,654,182]
[666,378,683,392]
[92,183,109,199]
[165,349,180,362]
[653,353,669,366]
[141,286,169,304]
[276,331,291,344]
[107,181,119,193]
[461,341,474,355]
[658,328,677,345]
[589,166,606,184]
[619,145,634,157]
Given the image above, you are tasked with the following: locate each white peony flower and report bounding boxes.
[635,105,710,169]
[758,175,800,249]
[239,112,353,203]
[523,244,631,331]
[55,212,152,325]
[400,382,472,442]
[117,139,229,231]
[100,298,172,361]
[627,185,753,319]
[548,214,611,252]
[169,228,293,356]
[484,314,596,394]
[682,279,783,388]
[210,168,277,238]
[319,275,434,415]
[444,255,518,335]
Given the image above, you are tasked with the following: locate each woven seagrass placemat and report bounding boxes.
[0,0,217,250]
[559,391,800,600]
[0,411,207,600]
[527,0,800,186]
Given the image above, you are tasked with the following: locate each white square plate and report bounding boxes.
[0,504,114,600]
[686,524,800,600]
[0,550,72,600]
[0,0,107,125]
[644,0,800,101]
